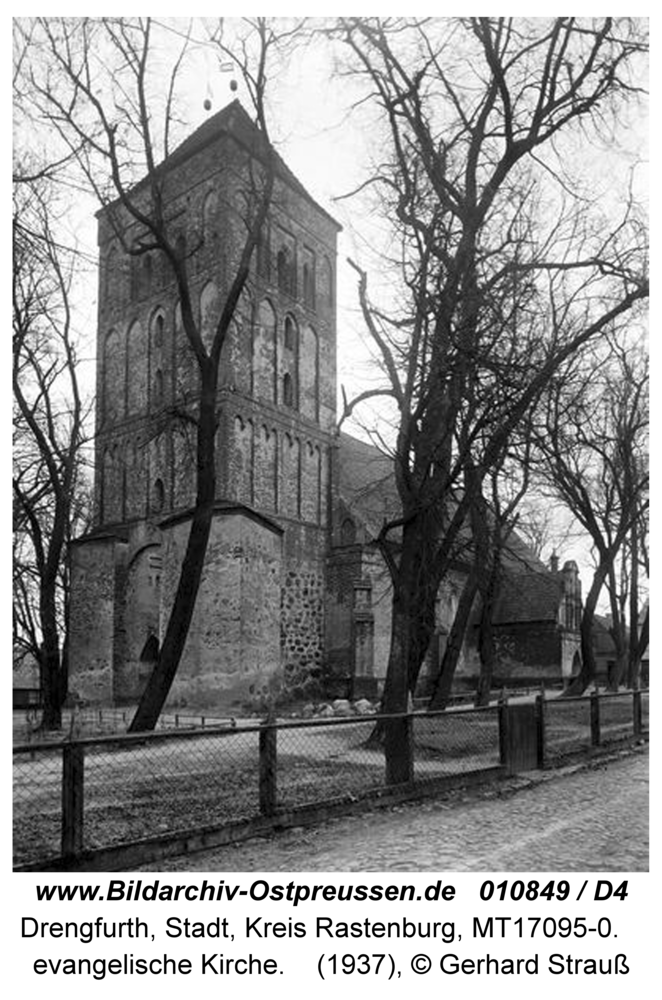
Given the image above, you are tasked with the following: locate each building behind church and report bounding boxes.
[68,102,583,710]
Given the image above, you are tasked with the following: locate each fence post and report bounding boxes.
[259,720,278,816]
[633,690,642,738]
[535,689,546,769]
[385,713,414,786]
[590,689,601,746]
[498,693,509,767]
[61,743,85,858]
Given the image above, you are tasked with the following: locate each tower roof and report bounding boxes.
[110,99,340,231]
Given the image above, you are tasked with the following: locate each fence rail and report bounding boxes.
[13,689,648,870]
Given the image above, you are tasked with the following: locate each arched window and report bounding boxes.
[341,517,356,546]
[284,315,296,351]
[303,262,315,309]
[300,325,318,421]
[200,281,219,352]
[257,226,270,279]
[140,634,159,663]
[102,329,122,424]
[254,299,276,400]
[280,314,298,409]
[277,247,294,296]
[153,313,164,350]
[151,477,165,514]
[321,256,333,309]
[126,320,146,414]
[283,372,294,407]
[202,190,219,242]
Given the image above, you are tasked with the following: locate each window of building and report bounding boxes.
[257,226,270,279]
[203,190,218,243]
[140,634,159,663]
[284,315,296,351]
[303,261,315,309]
[277,247,295,297]
[283,372,294,407]
[151,477,165,514]
[341,517,356,545]
[153,313,164,350]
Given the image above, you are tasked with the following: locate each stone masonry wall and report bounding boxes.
[159,509,282,710]
[279,523,327,693]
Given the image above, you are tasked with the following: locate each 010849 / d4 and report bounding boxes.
[478,880,629,902]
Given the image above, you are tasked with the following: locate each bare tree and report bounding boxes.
[428,437,532,710]
[13,176,90,728]
[335,17,648,776]
[536,337,648,693]
[19,16,296,730]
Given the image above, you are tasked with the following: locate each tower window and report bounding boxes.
[153,314,164,349]
[151,477,165,514]
[257,227,270,279]
[303,262,315,309]
[277,247,295,296]
[341,517,356,545]
[283,372,294,407]
[284,315,296,351]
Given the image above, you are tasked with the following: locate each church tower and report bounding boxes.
[69,102,340,708]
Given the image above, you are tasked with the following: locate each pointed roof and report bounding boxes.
[491,572,563,624]
[159,99,341,230]
[336,430,548,575]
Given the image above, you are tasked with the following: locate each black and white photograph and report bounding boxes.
[13,16,649,881]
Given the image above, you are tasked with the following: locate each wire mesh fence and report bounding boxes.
[599,692,638,745]
[276,717,385,810]
[13,690,648,869]
[544,696,593,764]
[82,728,261,853]
[413,706,501,779]
[13,744,63,866]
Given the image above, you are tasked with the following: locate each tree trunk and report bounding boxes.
[429,571,479,709]
[475,605,497,707]
[129,373,217,732]
[564,562,609,695]
[38,570,65,729]
[39,647,63,729]
[605,562,628,690]
[380,600,414,783]
[369,514,439,773]
[627,525,640,688]
[472,493,501,708]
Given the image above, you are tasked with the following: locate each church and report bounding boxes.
[68,101,583,710]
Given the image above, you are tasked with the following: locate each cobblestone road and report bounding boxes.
[146,749,648,873]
